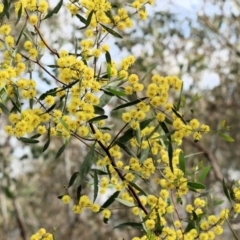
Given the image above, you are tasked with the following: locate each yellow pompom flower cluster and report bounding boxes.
[4,109,50,137]
[30,228,53,240]
[72,195,101,215]
[14,0,49,13]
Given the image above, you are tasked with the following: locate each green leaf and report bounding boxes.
[222,179,231,203]
[129,182,147,196]
[219,132,234,142]
[30,134,41,139]
[197,166,211,182]
[159,121,173,172]
[139,147,149,163]
[179,151,185,174]
[116,141,137,158]
[187,182,206,189]
[77,185,82,201]
[68,172,79,188]
[88,115,108,123]
[58,118,69,132]
[18,137,39,144]
[176,82,184,110]
[44,103,57,114]
[105,10,115,24]
[43,138,50,152]
[94,105,105,115]
[105,51,111,64]
[100,191,120,211]
[98,93,112,108]
[113,222,142,230]
[78,142,97,185]
[75,13,87,24]
[118,118,154,143]
[0,102,9,115]
[3,0,10,19]
[15,3,22,26]
[115,198,135,207]
[79,10,94,30]
[172,107,187,124]
[55,142,68,159]
[44,0,63,20]
[100,24,122,38]
[106,88,126,97]
[220,120,226,129]
[112,97,148,111]
[184,221,195,233]
[93,170,99,202]
[38,88,58,100]
[91,169,108,175]
[107,63,111,79]
[168,142,173,173]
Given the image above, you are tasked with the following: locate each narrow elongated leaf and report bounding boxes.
[168,142,173,172]
[94,105,105,115]
[219,132,234,142]
[115,198,135,207]
[139,147,149,163]
[100,191,120,211]
[68,172,79,188]
[159,121,173,172]
[112,97,148,111]
[116,141,137,158]
[222,179,231,203]
[220,120,226,129]
[129,182,147,196]
[179,151,185,174]
[55,142,67,159]
[93,170,99,202]
[18,137,39,144]
[78,142,97,185]
[184,221,195,233]
[91,169,108,175]
[0,102,9,115]
[172,107,187,124]
[88,115,108,122]
[76,13,87,24]
[197,166,211,182]
[79,10,94,30]
[31,134,41,139]
[107,63,111,79]
[187,182,206,189]
[107,88,126,97]
[77,185,82,201]
[44,0,63,20]
[15,4,22,26]
[100,24,122,38]
[38,88,58,100]
[105,51,111,64]
[45,103,56,114]
[43,137,50,152]
[118,118,154,143]
[98,93,112,108]
[58,118,69,132]
[114,222,142,230]
[3,0,9,19]
[10,98,21,113]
